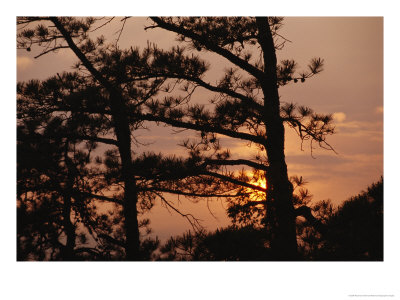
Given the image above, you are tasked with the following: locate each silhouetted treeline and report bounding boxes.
[309,178,383,260]
[156,178,383,261]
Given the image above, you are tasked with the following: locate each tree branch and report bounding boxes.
[138,112,266,145]
[204,158,268,171]
[137,72,263,111]
[49,17,118,95]
[282,117,337,153]
[34,45,70,59]
[202,171,267,193]
[155,192,203,232]
[65,134,118,146]
[142,187,244,198]
[149,17,264,79]
[75,191,123,205]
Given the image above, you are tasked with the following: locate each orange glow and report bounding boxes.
[246,176,267,203]
[254,177,267,190]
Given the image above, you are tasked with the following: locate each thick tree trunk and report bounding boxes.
[257,17,298,260]
[122,178,140,260]
[263,89,298,260]
[263,96,298,260]
[109,94,141,261]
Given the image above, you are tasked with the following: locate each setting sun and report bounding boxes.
[254,178,267,190]
[245,175,267,203]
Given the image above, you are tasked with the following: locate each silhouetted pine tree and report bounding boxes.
[17,17,225,260]
[17,17,337,260]
[131,17,335,259]
[17,99,105,260]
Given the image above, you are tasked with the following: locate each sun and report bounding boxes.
[245,175,267,203]
[254,177,267,189]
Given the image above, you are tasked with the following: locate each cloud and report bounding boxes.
[286,152,383,204]
[334,120,383,135]
[333,112,346,123]
[17,56,33,70]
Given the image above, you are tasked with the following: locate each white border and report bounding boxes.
[2,1,399,299]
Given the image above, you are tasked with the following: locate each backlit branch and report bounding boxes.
[202,171,267,193]
[137,112,266,145]
[141,187,244,198]
[135,71,263,111]
[149,17,265,79]
[75,191,123,205]
[204,159,268,171]
[155,191,203,232]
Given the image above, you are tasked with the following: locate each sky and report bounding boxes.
[16,17,383,241]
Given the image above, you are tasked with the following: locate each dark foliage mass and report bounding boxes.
[17,17,382,261]
[157,178,383,261]
[315,178,383,260]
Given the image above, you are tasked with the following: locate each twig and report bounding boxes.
[115,17,129,47]
[156,192,203,232]
[90,17,115,32]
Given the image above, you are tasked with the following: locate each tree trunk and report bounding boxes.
[109,94,141,261]
[257,17,298,260]
[263,95,298,260]
[46,18,141,260]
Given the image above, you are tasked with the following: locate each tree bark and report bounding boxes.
[109,93,141,261]
[256,17,298,260]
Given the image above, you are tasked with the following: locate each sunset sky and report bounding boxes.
[16,17,383,241]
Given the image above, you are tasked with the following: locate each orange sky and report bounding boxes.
[17,17,383,241]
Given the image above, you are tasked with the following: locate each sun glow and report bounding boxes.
[254,178,267,190]
[246,175,267,203]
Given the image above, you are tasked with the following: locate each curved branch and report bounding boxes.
[202,171,267,193]
[49,17,118,95]
[65,134,118,146]
[138,112,266,145]
[136,72,263,111]
[155,192,203,232]
[149,17,264,79]
[75,191,123,205]
[204,159,268,171]
[282,117,337,153]
[142,187,244,198]
[34,45,70,59]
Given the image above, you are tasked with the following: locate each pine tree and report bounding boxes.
[17,17,210,260]
[136,17,335,259]
[17,17,335,260]
[17,93,104,260]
